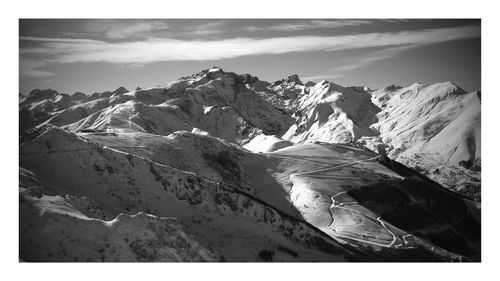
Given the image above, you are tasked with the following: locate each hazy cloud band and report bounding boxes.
[20,24,479,77]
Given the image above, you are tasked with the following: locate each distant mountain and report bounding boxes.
[19,87,130,131]
[265,79,481,200]
[363,82,481,200]
[19,67,481,261]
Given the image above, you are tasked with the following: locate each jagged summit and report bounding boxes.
[271,74,304,87]
[286,74,303,85]
[88,86,130,100]
[113,86,129,94]
[190,66,224,77]
[20,89,71,108]
[435,81,467,95]
[24,89,60,104]
[71,92,86,100]
[29,88,57,96]
[110,86,129,97]
[177,66,263,89]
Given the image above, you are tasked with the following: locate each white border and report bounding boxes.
[2,1,498,280]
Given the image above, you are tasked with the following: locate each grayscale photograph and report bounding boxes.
[19,18,481,262]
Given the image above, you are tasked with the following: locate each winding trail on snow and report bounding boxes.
[268,152,400,248]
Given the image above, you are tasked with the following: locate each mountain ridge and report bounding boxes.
[19,67,481,200]
[19,67,481,261]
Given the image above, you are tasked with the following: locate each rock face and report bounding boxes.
[19,67,481,262]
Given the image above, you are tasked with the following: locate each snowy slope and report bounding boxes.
[268,78,480,200]
[265,142,480,261]
[32,68,293,145]
[361,82,481,199]
[243,134,294,153]
[18,67,481,261]
[22,69,480,198]
[19,87,132,136]
[19,127,479,261]
[20,128,363,261]
[282,81,380,143]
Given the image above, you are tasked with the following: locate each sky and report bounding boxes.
[19,19,481,94]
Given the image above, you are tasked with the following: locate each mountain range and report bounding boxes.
[19,67,481,261]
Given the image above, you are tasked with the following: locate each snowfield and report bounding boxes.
[19,67,481,261]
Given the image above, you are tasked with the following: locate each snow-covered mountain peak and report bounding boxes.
[283,79,381,144]
[27,88,58,97]
[270,74,304,87]
[286,74,303,85]
[19,68,481,200]
[208,66,223,73]
[71,92,87,100]
[111,86,129,96]
[426,81,466,95]
[371,81,468,108]
[317,80,330,86]
[23,89,60,104]
[399,81,465,98]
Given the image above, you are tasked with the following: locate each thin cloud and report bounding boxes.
[84,20,170,39]
[20,24,480,77]
[20,36,102,43]
[21,69,53,78]
[20,58,53,78]
[302,73,344,81]
[245,19,374,32]
[303,45,417,82]
[332,45,417,72]
[191,21,226,35]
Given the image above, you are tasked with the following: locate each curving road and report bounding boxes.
[270,153,378,183]
[328,192,398,248]
[267,150,405,248]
